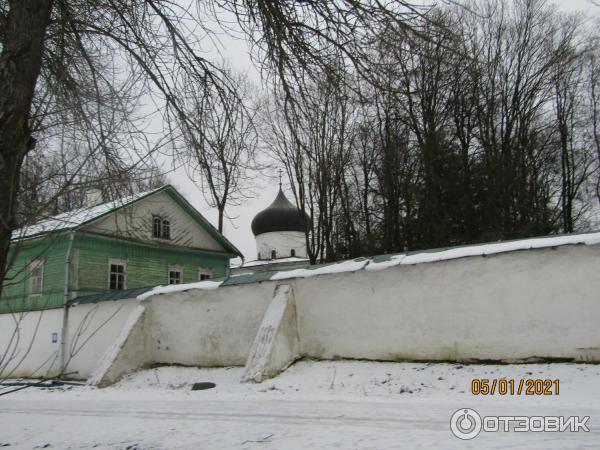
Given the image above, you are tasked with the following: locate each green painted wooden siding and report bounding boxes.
[75,233,229,296]
[1,231,230,313]
[0,234,70,313]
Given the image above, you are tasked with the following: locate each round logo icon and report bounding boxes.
[450,408,482,440]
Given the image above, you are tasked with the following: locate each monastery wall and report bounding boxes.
[1,240,599,384]
[294,244,600,362]
[0,299,138,379]
[145,243,599,373]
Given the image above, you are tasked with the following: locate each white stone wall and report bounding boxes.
[2,243,599,381]
[146,282,275,367]
[0,299,138,379]
[119,243,600,378]
[256,231,307,260]
[293,244,600,362]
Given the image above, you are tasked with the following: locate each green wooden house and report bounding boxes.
[1,185,242,313]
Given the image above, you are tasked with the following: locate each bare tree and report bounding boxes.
[550,14,596,233]
[0,0,436,296]
[264,71,355,263]
[269,0,600,260]
[588,35,600,205]
[18,142,167,221]
[177,69,258,233]
[3,0,598,297]
[341,108,379,256]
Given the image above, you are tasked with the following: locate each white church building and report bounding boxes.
[233,187,311,273]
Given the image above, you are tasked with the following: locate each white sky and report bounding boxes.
[165,0,599,262]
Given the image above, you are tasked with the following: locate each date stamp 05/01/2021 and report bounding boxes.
[471,378,560,396]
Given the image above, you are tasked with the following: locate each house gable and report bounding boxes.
[80,189,233,253]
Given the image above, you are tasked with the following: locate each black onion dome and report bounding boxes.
[251,189,310,236]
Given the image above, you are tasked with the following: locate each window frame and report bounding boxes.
[198,267,212,281]
[162,219,171,240]
[271,249,277,259]
[29,259,44,296]
[152,215,162,238]
[168,265,183,285]
[108,258,127,291]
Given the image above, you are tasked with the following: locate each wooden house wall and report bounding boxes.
[1,232,230,313]
[74,233,229,297]
[0,234,69,313]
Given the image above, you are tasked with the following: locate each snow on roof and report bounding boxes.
[237,257,310,268]
[136,231,600,301]
[13,186,165,240]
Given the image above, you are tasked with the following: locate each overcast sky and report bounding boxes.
[165,0,599,262]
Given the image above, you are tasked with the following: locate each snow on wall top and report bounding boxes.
[136,231,600,300]
[364,232,600,271]
[13,187,165,240]
[236,257,310,268]
[137,280,223,301]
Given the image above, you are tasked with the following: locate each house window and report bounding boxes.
[290,249,296,257]
[29,260,44,295]
[152,216,171,239]
[271,250,277,259]
[198,268,212,281]
[162,219,171,240]
[109,259,126,290]
[153,216,162,238]
[168,266,182,284]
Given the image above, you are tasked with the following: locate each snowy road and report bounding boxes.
[1,398,447,449]
[1,361,599,449]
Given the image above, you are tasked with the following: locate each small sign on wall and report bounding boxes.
[51,332,58,343]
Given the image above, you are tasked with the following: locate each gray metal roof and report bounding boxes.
[69,286,154,305]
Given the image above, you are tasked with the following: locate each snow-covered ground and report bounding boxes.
[1,360,599,449]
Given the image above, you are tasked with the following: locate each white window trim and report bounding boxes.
[108,258,127,290]
[198,267,212,281]
[168,265,183,284]
[29,259,44,296]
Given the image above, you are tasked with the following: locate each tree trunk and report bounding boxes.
[0,0,54,297]
[217,206,224,233]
